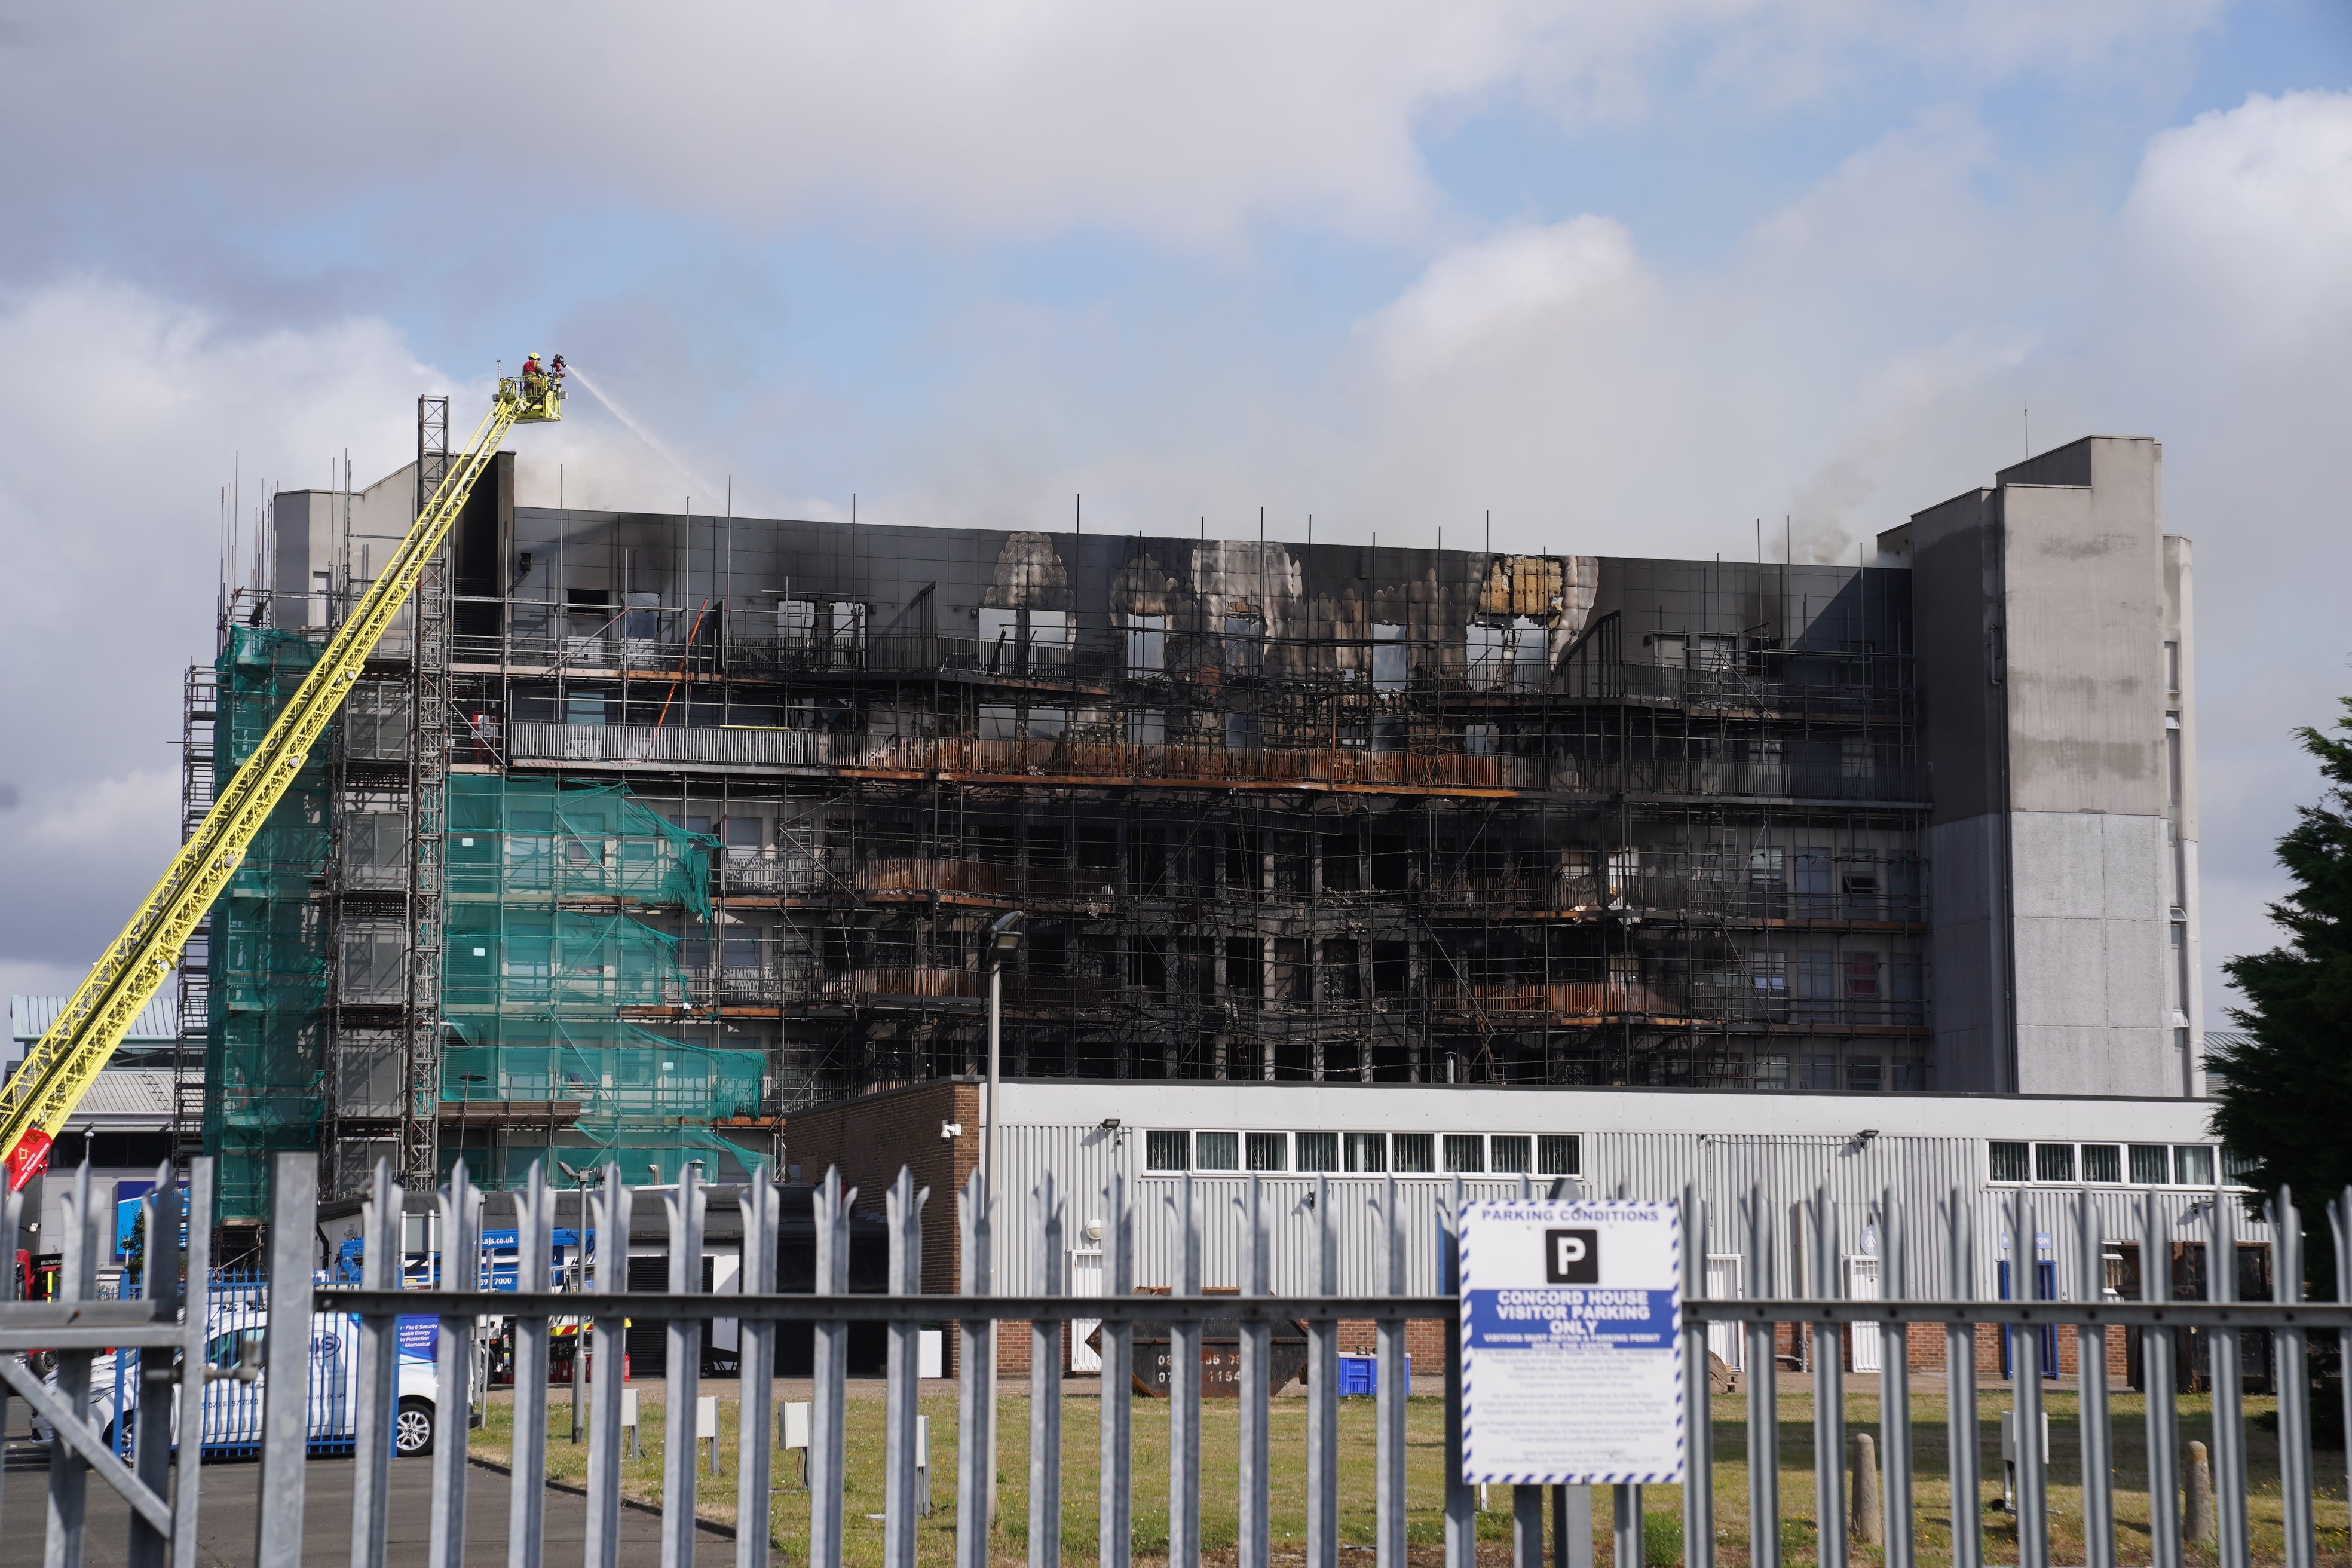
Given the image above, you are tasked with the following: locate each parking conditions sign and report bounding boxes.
[1459,1200,1684,1485]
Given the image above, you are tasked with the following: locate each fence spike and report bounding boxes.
[737,1166,780,1568]
[1030,1174,1065,1568]
[584,1163,635,1568]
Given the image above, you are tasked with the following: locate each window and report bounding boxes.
[1126,710,1165,748]
[1753,1055,1788,1091]
[1224,711,1260,752]
[2221,1147,2257,1187]
[1026,609,1070,662]
[2035,1143,2077,1183]
[2166,639,2181,693]
[1371,624,1407,691]
[1345,1132,1387,1173]
[1695,634,1738,673]
[1794,848,1832,917]
[722,817,763,860]
[1537,1135,1581,1176]
[978,608,1018,664]
[1845,1057,1882,1092]
[1989,1141,2030,1183]
[1443,1135,1484,1174]
[1653,633,1686,669]
[1372,715,1408,755]
[1491,1135,1532,1174]
[828,602,866,662]
[1223,613,1264,677]
[1296,1131,1339,1172]
[1247,1132,1288,1172]
[1892,1058,1925,1090]
[1466,623,1506,690]
[1195,1131,1240,1171]
[1392,1133,1435,1174]
[1843,953,1881,999]
[1321,938,1361,1000]
[565,693,608,727]
[2129,1144,2171,1184]
[1796,951,1835,1021]
[2173,1145,2215,1186]
[979,703,1018,741]
[779,599,817,647]
[1799,1055,1838,1091]
[1465,722,1500,756]
[1890,954,1924,1025]
[721,932,761,970]
[1125,613,1167,675]
[2082,1144,2123,1183]
[1146,1131,1189,1171]
[1028,707,1068,742]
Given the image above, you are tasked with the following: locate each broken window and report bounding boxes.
[1371,624,1407,692]
[1223,612,1264,678]
[1026,609,1070,669]
[1125,612,1166,675]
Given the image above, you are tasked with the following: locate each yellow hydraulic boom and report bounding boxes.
[0,370,564,1191]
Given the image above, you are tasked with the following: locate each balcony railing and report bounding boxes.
[510,721,839,767]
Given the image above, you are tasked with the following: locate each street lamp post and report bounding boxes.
[982,910,1025,1527]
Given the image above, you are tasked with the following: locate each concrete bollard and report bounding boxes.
[1852,1432,1884,1545]
[2184,1440,2216,1544]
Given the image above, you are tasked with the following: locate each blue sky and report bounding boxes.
[0,0,2347,1032]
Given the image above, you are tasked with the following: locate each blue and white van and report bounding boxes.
[37,1292,452,1459]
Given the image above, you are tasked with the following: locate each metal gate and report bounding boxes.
[8,1151,2350,1568]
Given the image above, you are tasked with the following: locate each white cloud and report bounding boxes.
[1359,217,1651,380]
[2117,90,2352,356]
[0,1,2227,252]
[0,283,434,978]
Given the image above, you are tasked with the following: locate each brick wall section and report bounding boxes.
[787,1078,979,1296]
[1740,1319,2132,1385]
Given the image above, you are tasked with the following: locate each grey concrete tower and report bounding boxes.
[1881,436,2200,1097]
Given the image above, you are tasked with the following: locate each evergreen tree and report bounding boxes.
[2212,697,2352,1242]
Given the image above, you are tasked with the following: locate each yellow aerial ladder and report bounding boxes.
[0,368,565,1191]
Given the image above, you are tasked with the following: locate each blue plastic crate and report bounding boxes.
[1334,1353,1408,1396]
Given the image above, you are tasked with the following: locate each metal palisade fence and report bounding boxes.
[5,1150,2350,1568]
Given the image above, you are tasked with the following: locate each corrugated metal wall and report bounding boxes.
[980,1125,2267,1301]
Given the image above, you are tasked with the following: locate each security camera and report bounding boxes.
[942,1122,965,1139]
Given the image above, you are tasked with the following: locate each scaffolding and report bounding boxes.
[201,626,332,1221]
[433,516,1931,1103]
[202,491,1938,1163]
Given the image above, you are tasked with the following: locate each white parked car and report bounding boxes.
[36,1301,449,1459]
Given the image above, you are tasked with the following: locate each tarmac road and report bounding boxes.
[0,1413,734,1567]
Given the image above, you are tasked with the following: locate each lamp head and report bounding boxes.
[988,909,1027,961]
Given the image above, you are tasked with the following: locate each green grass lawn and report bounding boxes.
[471,1386,2352,1566]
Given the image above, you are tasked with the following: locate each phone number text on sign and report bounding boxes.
[1459,1201,1684,1486]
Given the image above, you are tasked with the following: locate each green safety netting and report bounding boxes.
[442,906,693,1015]
[198,627,754,1202]
[436,774,752,1189]
[439,1130,762,1191]
[203,627,332,1221]
[448,775,715,915]
[441,1015,764,1121]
